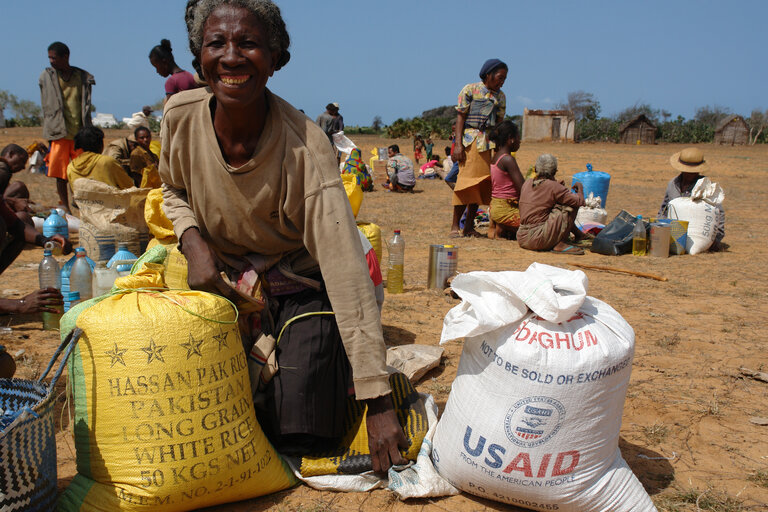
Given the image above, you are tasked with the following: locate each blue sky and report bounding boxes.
[1,0,765,126]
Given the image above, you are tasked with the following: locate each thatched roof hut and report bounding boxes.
[619,114,656,144]
[714,115,748,145]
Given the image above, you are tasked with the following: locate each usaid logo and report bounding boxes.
[504,396,565,448]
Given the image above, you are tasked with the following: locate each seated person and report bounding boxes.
[517,154,587,255]
[0,191,71,317]
[0,145,34,219]
[659,147,724,248]
[487,121,523,240]
[341,148,373,192]
[418,157,444,178]
[103,135,138,175]
[67,127,135,190]
[383,144,416,192]
[130,126,161,188]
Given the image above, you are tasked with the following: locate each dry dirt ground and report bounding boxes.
[1,127,767,511]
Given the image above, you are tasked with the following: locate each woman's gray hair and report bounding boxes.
[535,154,558,179]
[185,0,291,71]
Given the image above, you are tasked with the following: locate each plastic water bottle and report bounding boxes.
[107,242,137,274]
[38,242,62,330]
[632,216,647,256]
[386,230,405,294]
[42,209,68,239]
[92,261,119,297]
[71,248,93,301]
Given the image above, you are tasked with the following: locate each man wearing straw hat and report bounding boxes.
[659,147,724,248]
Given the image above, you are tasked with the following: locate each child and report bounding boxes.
[413,135,424,165]
[419,156,444,178]
[425,137,434,162]
[487,121,524,240]
[444,145,458,189]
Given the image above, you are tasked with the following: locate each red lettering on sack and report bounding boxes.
[515,322,531,342]
[503,452,533,477]
[538,332,553,349]
[585,330,598,347]
[554,333,570,350]
[536,453,552,478]
[552,451,580,476]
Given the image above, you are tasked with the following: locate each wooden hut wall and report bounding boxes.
[620,120,656,144]
[715,119,748,145]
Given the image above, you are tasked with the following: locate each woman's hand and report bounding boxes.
[180,228,240,302]
[49,234,72,255]
[365,394,408,472]
[453,143,466,165]
[16,288,63,314]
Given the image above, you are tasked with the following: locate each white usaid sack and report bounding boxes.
[667,177,725,255]
[432,263,656,511]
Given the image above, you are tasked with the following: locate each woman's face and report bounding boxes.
[484,68,507,92]
[150,55,171,77]
[200,5,279,109]
[135,129,151,148]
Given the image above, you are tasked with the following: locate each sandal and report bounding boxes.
[550,245,584,255]
[463,230,485,239]
[449,231,462,239]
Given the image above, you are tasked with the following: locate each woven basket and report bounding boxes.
[0,330,79,511]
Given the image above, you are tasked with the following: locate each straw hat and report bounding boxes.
[670,147,708,173]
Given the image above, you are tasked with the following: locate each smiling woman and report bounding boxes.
[158,0,408,472]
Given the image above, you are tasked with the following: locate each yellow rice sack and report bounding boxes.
[356,221,382,264]
[144,188,177,243]
[58,286,295,511]
[164,245,190,290]
[342,173,363,218]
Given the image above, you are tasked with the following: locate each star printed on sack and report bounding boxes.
[105,343,128,367]
[141,338,167,364]
[180,333,204,359]
[213,328,230,351]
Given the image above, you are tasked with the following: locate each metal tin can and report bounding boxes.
[427,244,458,290]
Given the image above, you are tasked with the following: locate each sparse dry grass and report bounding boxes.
[654,487,744,512]
[640,422,670,445]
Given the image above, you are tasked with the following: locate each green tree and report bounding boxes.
[371,116,383,132]
[615,103,659,124]
[693,105,730,127]
[9,98,42,127]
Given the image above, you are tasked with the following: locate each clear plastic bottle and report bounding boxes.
[632,216,647,256]
[92,261,119,297]
[70,248,93,301]
[38,242,62,330]
[386,230,405,294]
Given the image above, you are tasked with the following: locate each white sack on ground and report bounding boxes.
[667,177,725,255]
[432,263,656,511]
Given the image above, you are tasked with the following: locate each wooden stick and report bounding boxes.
[568,262,669,281]
[740,367,768,383]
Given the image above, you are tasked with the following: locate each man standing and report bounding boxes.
[39,41,95,212]
[315,102,338,145]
